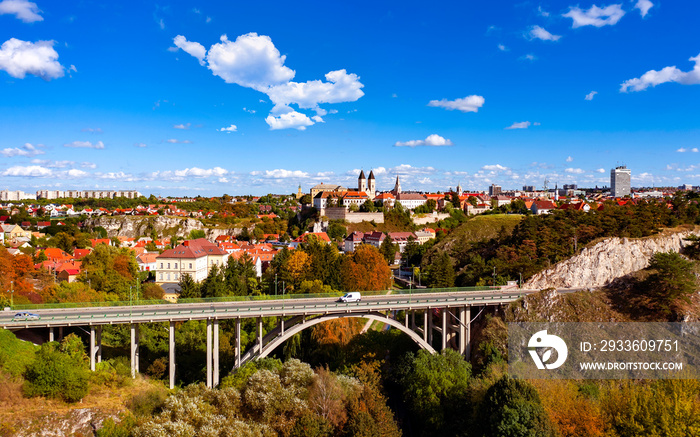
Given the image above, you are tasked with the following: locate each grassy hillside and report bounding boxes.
[423,214,523,265]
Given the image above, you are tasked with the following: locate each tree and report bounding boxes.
[327,222,346,242]
[285,250,311,291]
[142,283,165,300]
[299,194,312,205]
[643,251,697,315]
[395,349,472,436]
[188,229,206,240]
[178,273,200,299]
[478,376,555,437]
[424,251,455,288]
[201,264,227,298]
[360,199,376,212]
[24,334,89,402]
[341,245,392,291]
[379,235,398,264]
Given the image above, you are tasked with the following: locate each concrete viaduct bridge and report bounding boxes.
[0,288,534,389]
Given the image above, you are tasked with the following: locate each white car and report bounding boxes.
[338,292,362,303]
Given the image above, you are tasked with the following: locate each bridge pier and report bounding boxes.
[169,321,175,389]
[130,323,139,378]
[428,309,434,345]
[213,319,219,387]
[58,326,63,341]
[235,318,241,368]
[423,311,428,343]
[441,309,447,351]
[206,319,212,388]
[49,327,54,342]
[89,325,103,371]
[257,317,263,354]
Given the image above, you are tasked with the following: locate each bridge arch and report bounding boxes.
[242,312,436,366]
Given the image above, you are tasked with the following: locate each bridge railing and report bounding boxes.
[8,286,512,310]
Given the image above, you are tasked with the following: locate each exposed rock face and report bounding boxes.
[13,408,117,437]
[525,228,699,290]
[84,216,245,240]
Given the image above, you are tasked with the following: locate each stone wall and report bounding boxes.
[525,228,699,290]
[324,207,384,223]
[411,212,450,225]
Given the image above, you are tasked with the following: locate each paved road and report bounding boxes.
[0,289,539,329]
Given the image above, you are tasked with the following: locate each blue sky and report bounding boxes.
[0,0,698,196]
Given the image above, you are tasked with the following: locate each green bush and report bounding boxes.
[23,338,89,402]
[0,329,38,377]
[127,386,168,417]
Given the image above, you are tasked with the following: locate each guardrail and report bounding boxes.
[8,285,505,311]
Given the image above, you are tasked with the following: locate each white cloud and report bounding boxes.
[694,148,700,153]
[498,44,507,51]
[253,169,309,179]
[634,0,653,17]
[1,142,44,157]
[31,159,73,168]
[173,123,190,129]
[2,165,52,177]
[311,115,324,123]
[67,169,88,178]
[265,69,364,109]
[505,121,532,129]
[81,127,102,134]
[265,107,314,130]
[134,142,147,148]
[150,167,228,181]
[621,53,700,92]
[585,91,598,100]
[394,134,453,147]
[174,32,364,130]
[566,156,574,162]
[482,164,509,171]
[565,168,586,174]
[64,140,105,149]
[172,35,206,66]
[0,38,64,80]
[203,33,295,90]
[165,139,192,144]
[597,168,606,173]
[528,25,561,41]
[563,4,626,28]
[428,95,485,113]
[538,6,550,17]
[677,148,687,152]
[81,162,97,169]
[218,124,238,133]
[521,54,537,61]
[0,0,42,22]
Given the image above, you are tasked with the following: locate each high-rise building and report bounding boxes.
[489,184,501,196]
[610,166,631,198]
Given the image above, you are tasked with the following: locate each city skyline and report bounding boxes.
[1,0,699,196]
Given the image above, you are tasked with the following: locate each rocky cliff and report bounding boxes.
[525,227,699,290]
[84,215,245,240]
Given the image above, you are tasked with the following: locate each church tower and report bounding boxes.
[456,182,463,196]
[367,170,376,199]
[358,170,367,193]
[391,175,402,195]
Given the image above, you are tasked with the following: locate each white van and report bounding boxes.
[338,292,362,303]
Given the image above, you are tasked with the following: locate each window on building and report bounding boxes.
[174,263,178,269]
[159,273,162,280]
[167,273,170,280]
[189,263,192,269]
[167,262,170,269]
[160,262,163,268]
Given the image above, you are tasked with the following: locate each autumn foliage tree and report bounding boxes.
[341,245,391,292]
